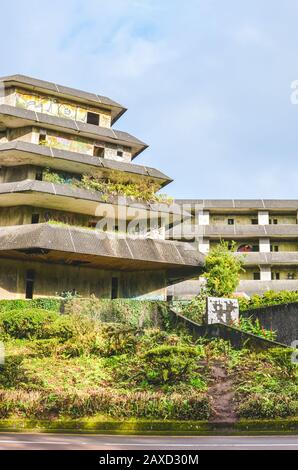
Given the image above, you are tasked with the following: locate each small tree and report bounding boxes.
[204,241,244,297]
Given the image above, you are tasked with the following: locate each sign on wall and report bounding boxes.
[206,297,239,325]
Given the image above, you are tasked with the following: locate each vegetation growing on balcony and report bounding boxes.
[42,169,171,204]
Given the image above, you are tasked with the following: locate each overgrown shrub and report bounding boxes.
[238,394,298,418]
[0,298,61,314]
[141,345,200,384]
[0,309,59,339]
[238,290,298,311]
[63,297,170,329]
[232,316,277,341]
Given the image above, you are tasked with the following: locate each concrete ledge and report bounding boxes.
[0,417,297,435]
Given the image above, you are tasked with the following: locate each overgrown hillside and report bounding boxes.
[0,299,297,422]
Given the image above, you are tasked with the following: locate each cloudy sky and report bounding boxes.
[1,0,298,199]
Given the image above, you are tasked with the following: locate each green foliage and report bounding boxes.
[0,309,59,339]
[230,347,298,418]
[42,169,172,204]
[232,316,277,341]
[204,241,245,297]
[0,356,28,388]
[238,290,298,311]
[63,297,170,329]
[77,175,172,204]
[0,298,61,314]
[178,290,207,324]
[141,345,200,384]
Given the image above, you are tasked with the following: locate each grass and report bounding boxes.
[0,304,297,422]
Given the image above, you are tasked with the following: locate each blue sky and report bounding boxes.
[1,0,298,199]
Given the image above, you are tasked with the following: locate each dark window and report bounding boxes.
[252,245,259,252]
[94,146,105,158]
[88,220,97,228]
[251,219,258,225]
[31,213,40,224]
[253,272,260,280]
[273,272,280,280]
[228,219,234,225]
[35,171,43,181]
[270,245,279,252]
[269,218,278,225]
[111,277,119,299]
[39,130,47,144]
[117,150,123,157]
[25,270,35,299]
[87,112,100,126]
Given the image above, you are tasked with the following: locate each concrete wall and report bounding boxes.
[13,88,112,128]
[170,310,286,350]
[0,258,167,300]
[3,126,133,163]
[242,302,298,346]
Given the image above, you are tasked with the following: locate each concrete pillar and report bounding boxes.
[198,210,209,225]
[258,210,269,225]
[199,238,210,254]
[260,266,271,281]
[259,238,270,253]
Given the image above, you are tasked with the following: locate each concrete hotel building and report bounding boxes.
[169,199,298,299]
[0,75,203,300]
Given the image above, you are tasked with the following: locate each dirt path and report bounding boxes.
[208,361,237,423]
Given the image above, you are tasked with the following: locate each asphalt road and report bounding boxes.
[0,433,297,450]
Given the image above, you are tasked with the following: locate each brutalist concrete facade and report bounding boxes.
[0,75,203,299]
[169,199,298,298]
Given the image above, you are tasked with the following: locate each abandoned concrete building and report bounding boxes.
[169,199,298,298]
[0,74,204,300]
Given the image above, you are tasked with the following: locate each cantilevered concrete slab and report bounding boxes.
[0,179,189,220]
[0,141,172,188]
[176,199,298,211]
[0,105,147,158]
[171,223,298,239]
[0,74,126,124]
[0,223,204,276]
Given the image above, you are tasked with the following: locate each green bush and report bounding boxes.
[238,290,298,311]
[0,356,28,388]
[0,298,61,314]
[0,309,59,339]
[141,345,200,384]
[63,297,170,329]
[232,316,277,341]
[238,394,298,418]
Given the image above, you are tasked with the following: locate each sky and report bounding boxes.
[1,0,298,199]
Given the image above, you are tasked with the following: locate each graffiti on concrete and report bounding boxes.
[206,297,239,325]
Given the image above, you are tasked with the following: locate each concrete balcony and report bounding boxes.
[0,104,147,158]
[167,279,298,299]
[0,179,186,220]
[236,251,298,266]
[0,223,204,278]
[170,223,298,239]
[176,199,298,211]
[0,141,171,188]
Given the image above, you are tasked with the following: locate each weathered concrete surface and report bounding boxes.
[242,302,298,346]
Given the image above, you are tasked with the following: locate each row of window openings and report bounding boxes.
[227,218,279,225]
[252,272,296,280]
[25,270,119,300]
[228,242,281,252]
[39,131,124,159]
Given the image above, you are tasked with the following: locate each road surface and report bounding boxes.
[0,433,297,450]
